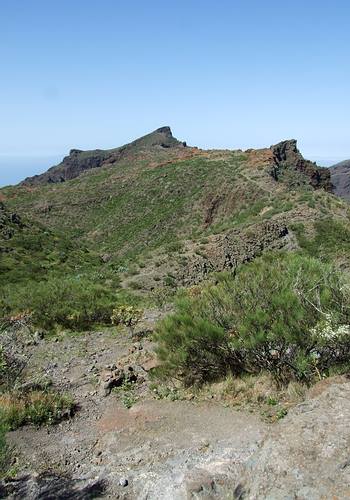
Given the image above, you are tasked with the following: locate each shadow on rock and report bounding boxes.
[0,472,107,499]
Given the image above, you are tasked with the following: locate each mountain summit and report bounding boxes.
[22,126,186,185]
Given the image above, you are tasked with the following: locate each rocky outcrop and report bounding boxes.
[330,159,350,200]
[182,220,297,285]
[271,139,333,191]
[21,127,186,185]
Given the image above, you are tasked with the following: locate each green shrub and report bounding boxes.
[128,280,142,290]
[151,287,176,307]
[0,276,118,330]
[164,274,177,288]
[111,305,143,334]
[295,219,350,262]
[155,253,350,385]
[165,241,184,254]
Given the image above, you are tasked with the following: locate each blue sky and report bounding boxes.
[0,0,349,186]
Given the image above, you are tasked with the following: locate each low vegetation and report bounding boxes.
[155,253,350,386]
[0,421,9,477]
[1,277,118,331]
[0,320,76,477]
[0,387,75,478]
[111,305,143,335]
[293,218,350,263]
[0,390,74,430]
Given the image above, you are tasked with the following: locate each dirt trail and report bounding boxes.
[4,326,268,499]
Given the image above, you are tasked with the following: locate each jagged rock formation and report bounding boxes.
[270,139,332,191]
[330,159,350,200]
[182,220,297,285]
[21,126,186,185]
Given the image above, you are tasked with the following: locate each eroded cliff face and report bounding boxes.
[270,139,332,191]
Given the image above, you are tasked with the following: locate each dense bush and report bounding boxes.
[155,253,350,385]
[0,276,118,330]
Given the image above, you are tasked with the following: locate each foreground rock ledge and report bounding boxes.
[239,378,350,499]
[1,379,350,499]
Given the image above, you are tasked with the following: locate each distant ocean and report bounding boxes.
[0,155,62,187]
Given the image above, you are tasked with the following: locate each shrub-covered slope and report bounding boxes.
[0,201,97,286]
[1,128,350,327]
[2,132,337,263]
[0,202,123,329]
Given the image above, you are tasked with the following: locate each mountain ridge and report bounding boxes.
[1,128,345,297]
[21,126,187,186]
[19,127,333,194]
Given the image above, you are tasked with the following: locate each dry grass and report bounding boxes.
[197,373,308,422]
[0,390,74,430]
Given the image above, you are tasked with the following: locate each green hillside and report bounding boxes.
[1,128,350,328]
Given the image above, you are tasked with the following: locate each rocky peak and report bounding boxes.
[69,149,83,156]
[21,127,186,186]
[154,126,173,136]
[270,139,332,191]
[271,139,300,163]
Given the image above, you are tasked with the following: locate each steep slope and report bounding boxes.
[330,159,350,200]
[21,127,186,185]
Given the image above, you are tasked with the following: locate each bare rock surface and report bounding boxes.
[240,378,350,499]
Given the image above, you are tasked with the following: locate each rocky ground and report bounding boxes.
[1,312,350,499]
